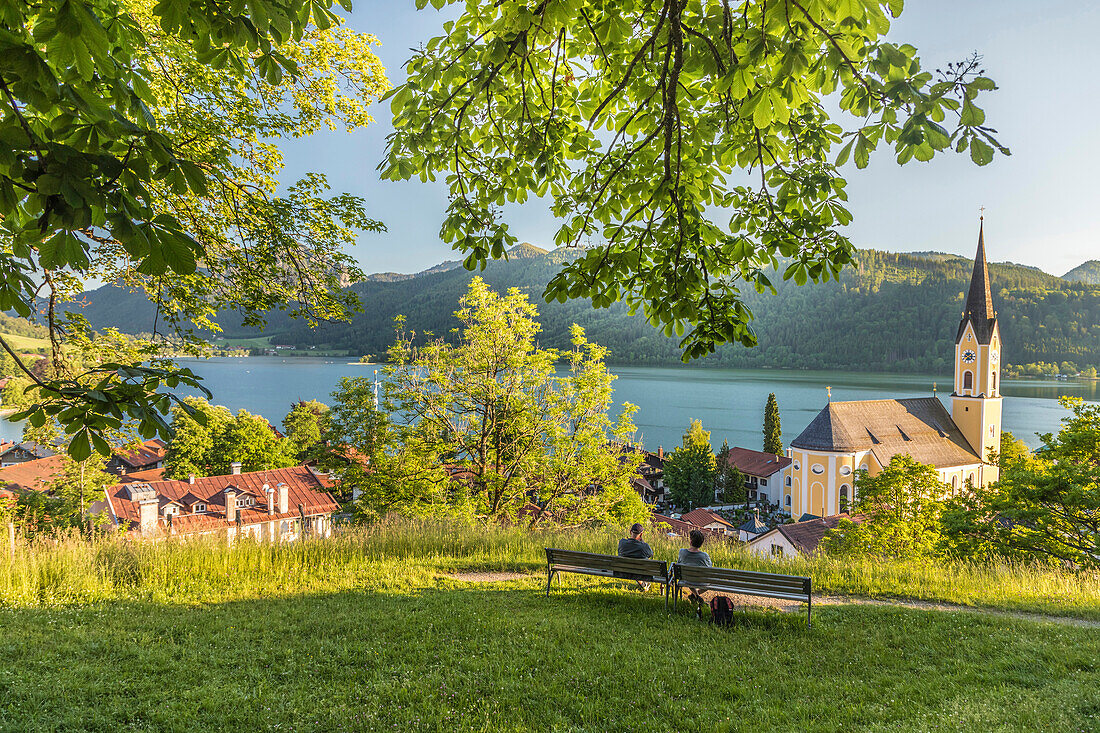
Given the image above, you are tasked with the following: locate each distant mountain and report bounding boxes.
[56,246,1100,372]
[1063,260,1100,284]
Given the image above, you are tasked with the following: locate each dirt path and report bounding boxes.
[693,589,1100,628]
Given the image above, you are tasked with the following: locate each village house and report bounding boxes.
[783,224,1003,519]
[651,512,728,542]
[720,446,792,507]
[0,441,56,468]
[746,513,867,558]
[96,463,339,542]
[679,507,736,535]
[105,438,167,476]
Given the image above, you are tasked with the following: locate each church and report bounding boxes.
[783,222,1003,519]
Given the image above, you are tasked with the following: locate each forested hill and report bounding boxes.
[62,248,1100,373]
[1063,260,1100,284]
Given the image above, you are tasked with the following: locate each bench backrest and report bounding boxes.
[673,563,810,597]
[546,548,668,580]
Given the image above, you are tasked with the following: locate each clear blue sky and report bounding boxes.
[278,0,1100,277]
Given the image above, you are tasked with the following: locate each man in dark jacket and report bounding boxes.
[617,523,654,590]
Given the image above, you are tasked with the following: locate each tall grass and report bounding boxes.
[3,519,1098,618]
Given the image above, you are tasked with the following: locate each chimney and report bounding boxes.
[658,446,664,461]
[138,496,158,537]
[188,474,195,485]
[230,462,242,475]
[277,483,288,514]
[264,483,274,515]
[225,487,237,524]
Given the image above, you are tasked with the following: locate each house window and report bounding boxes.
[760,478,767,487]
[771,545,783,557]
[194,503,206,513]
[759,493,767,503]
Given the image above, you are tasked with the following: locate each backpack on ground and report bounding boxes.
[710,595,735,626]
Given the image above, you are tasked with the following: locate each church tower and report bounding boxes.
[951,219,1002,486]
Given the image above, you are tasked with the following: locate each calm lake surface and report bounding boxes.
[6,358,1091,451]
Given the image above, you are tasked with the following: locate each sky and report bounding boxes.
[277,0,1100,278]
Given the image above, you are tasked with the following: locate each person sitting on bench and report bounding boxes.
[617,523,654,590]
[678,529,712,604]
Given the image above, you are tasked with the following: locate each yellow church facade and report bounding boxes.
[782,223,1003,519]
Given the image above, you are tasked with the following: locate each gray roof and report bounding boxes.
[957,221,997,345]
[737,515,769,535]
[790,397,981,468]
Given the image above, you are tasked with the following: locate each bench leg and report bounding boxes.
[807,594,812,629]
[546,569,556,597]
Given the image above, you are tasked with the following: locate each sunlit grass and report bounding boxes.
[3,519,1097,619]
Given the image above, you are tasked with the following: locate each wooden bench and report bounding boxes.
[671,564,813,628]
[545,548,671,608]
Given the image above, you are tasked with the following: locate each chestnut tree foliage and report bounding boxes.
[0,0,387,458]
[384,0,1008,360]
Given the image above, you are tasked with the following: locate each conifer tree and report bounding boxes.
[763,393,783,456]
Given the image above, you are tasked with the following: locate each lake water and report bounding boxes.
[5,358,1091,451]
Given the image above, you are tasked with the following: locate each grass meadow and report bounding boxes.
[1,520,1099,731]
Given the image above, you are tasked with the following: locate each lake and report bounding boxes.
[5,358,1092,451]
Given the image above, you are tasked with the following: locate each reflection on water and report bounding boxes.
[2,359,1095,451]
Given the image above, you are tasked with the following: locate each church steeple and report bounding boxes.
[957,218,996,344]
[951,217,1002,484]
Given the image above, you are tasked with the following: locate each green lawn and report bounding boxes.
[1,575,1098,732]
[1,524,1099,731]
[0,331,50,352]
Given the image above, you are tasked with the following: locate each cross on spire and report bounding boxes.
[979,205,985,220]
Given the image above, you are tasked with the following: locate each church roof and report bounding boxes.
[790,397,981,468]
[957,220,997,344]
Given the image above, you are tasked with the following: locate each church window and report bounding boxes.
[963,371,973,391]
[785,476,791,487]
[952,476,958,492]
[839,485,849,513]
[785,495,791,506]
[840,466,851,476]
[992,371,997,392]
[859,463,868,472]
[811,464,824,474]
[793,461,800,470]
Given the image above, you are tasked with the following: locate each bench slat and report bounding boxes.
[675,564,809,585]
[677,573,807,596]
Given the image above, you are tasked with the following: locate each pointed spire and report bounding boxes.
[957,217,997,344]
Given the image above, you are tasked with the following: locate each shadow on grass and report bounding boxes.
[1,582,1098,732]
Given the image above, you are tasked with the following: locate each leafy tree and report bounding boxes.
[373,278,644,524]
[715,441,747,504]
[283,400,330,459]
[47,456,115,520]
[1,0,388,456]
[943,398,1100,568]
[212,411,298,476]
[385,0,1006,360]
[763,392,782,455]
[665,422,717,510]
[163,397,233,479]
[681,418,711,450]
[822,455,946,559]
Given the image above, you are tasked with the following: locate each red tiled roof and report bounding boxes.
[105,464,339,534]
[681,508,735,529]
[651,513,729,541]
[769,513,867,555]
[114,439,167,470]
[0,455,67,493]
[720,447,792,477]
[119,467,166,483]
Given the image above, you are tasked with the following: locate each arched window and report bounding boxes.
[951,476,958,492]
[839,485,849,513]
[785,476,791,487]
[785,495,791,507]
[992,371,997,393]
[963,371,973,391]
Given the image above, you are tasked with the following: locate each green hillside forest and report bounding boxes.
[1063,260,1100,285]
[56,247,1100,374]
